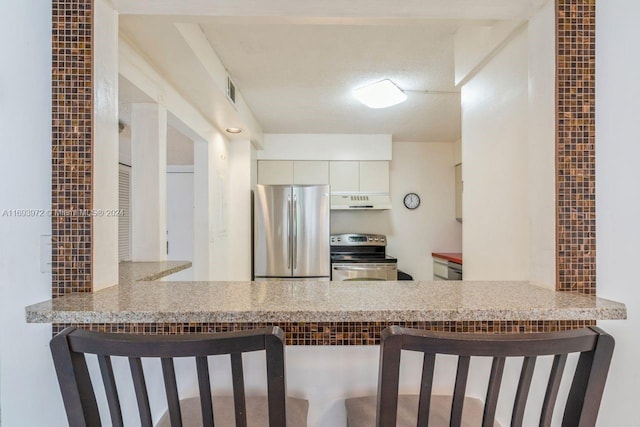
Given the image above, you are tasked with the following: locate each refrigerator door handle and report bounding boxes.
[287,193,291,270]
[293,193,298,269]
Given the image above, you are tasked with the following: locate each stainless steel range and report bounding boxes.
[330,233,398,281]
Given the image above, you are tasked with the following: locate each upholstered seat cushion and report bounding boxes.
[345,394,501,427]
[156,395,308,427]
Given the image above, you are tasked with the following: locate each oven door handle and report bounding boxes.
[333,265,397,271]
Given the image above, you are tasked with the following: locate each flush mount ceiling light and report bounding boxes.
[352,79,408,109]
[225,127,243,134]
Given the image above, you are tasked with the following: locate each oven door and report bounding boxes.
[331,263,398,281]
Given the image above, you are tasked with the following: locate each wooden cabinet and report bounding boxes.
[258,160,329,185]
[455,163,462,222]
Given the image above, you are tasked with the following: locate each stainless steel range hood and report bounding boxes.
[330,193,392,210]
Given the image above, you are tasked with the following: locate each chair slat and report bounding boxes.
[539,354,567,427]
[483,357,506,427]
[511,356,536,427]
[451,355,471,427]
[97,355,124,427]
[563,331,615,426]
[376,331,403,427]
[161,358,182,427]
[231,352,248,427]
[129,357,153,427]
[50,328,102,427]
[265,333,288,427]
[416,353,436,426]
[196,356,215,427]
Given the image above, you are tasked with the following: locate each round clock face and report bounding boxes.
[403,193,420,209]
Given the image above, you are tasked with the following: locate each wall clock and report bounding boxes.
[403,192,420,210]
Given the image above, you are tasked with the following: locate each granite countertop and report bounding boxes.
[25,261,626,323]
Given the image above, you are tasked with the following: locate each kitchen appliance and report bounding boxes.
[254,184,330,280]
[330,194,392,210]
[330,233,398,281]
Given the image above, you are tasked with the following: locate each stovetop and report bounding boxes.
[330,233,396,264]
[330,254,397,264]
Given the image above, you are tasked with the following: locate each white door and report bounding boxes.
[166,171,194,280]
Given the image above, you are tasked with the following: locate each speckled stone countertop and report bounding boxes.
[26,262,626,323]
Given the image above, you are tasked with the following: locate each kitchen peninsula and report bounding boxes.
[26,262,627,343]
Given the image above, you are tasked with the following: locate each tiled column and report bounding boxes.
[131,103,168,261]
[52,0,93,297]
[556,0,596,294]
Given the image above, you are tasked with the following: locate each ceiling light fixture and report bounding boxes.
[225,127,243,134]
[352,79,408,109]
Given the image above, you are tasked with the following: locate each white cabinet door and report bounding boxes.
[360,161,389,193]
[330,161,359,192]
[433,257,449,280]
[258,160,293,185]
[293,161,329,185]
[455,163,462,221]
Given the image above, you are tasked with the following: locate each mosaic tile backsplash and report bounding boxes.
[556,0,596,294]
[52,0,93,298]
[52,320,597,345]
[51,0,598,343]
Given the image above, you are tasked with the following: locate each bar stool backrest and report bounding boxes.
[50,326,288,427]
[376,326,615,427]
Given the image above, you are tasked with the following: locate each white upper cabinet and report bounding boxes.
[258,160,329,185]
[330,161,390,193]
[258,160,293,185]
[359,161,389,193]
[329,161,360,192]
[293,161,329,185]
[259,159,390,194]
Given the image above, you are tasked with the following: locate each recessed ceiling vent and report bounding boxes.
[226,76,236,105]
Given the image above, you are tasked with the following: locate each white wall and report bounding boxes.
[460,5,555,286]
[259,134,392,161]
[1,2,635,427]
[526,0,556,287]
[0,1,66,425]
[93,0,120,290]
[209,134,232,280]
[461,27,530,280]
[331,142,462,280]
[454,20,524,86]
[228,140,254,280]
[595,0,640,424]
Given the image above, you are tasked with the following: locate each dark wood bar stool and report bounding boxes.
[345,326,614,427]
[50,326,308,427]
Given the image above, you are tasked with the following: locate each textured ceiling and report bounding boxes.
[118,0,549,142]
[200,19,461,141]
[120,16,467,141]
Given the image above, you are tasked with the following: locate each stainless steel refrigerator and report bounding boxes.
[254,184,330,280]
